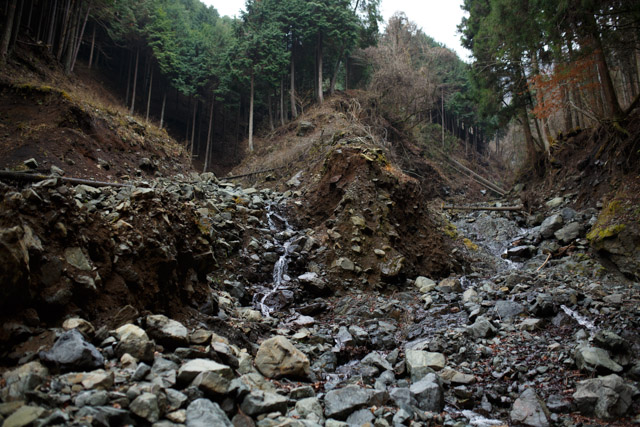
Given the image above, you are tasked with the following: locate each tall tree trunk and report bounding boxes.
[145,66,153,122]
[290,54,297,118]
[248,72,255,152]
[56,0,72,61]
[160,91,166,129]
[70,1,91,72]
[190,100,197,160]
[88,23,95,68]
[9,0,24,52]
[329,52,343,95]
[27,0,34,35]
[203,97,214,173]
[586,20,622,119]
[0,0,18,65]
[63,0,80,73]
[46,0,57,49]
[130,48,139,114]
[280,77,285,126]
[345,56,349,90]
[316,34,323,103]
[125,50,132,106]
[441,88,445,149]
[37,0,45,41]
[268,93,274,131]
[562,85,573,131]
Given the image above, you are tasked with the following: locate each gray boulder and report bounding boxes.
[554,222,581,243]
[510,388,551,427]
[466,317,497,339]
[186,398,231,427]
[540,214,563,239]
[574,345,623,373]
[145,314,189,348]
[240,390,288,416]
[40,329,104,372]
[130,392,160,423]
[573,374,634,419]
[409,373,443,412]
[494,300,525,320]
[324,385,372,420]
[405,350,445,382]
[255,336,310,379]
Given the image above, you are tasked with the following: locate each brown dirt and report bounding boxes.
[227,92,469,286]
[0,43,192,182]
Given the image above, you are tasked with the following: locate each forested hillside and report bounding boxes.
[1,1,640,426]
[0,0,495,173]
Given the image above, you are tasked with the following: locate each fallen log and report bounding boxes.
[445,162,506,196]
[0,170,134,188]
[220,167,285,181]
[442,204,523,212]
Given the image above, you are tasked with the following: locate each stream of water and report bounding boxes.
[257,205,297,317]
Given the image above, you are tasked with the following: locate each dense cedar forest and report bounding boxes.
[1,0,639,171]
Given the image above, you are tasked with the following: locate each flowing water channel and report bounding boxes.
[256,205,297,317]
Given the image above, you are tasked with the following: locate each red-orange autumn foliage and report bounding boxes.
[529,53,601,120]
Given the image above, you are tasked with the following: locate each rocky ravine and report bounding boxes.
[0,166,639,427]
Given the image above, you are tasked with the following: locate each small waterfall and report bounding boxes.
[258,205,297,317]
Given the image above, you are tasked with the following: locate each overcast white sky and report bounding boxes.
[201,0,470,60]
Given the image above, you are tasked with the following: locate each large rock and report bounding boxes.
[114,324,154,363]
[324,385,372,420]
[240,390,288,416]
[145,314,188,348]
[255,336,310,379]
[466,317,497,339]
[186,398,231,427]
[573,374,634,419]
[40,329,104,372]
[130,392,160,423]
[2,405,45,427]
[494,300,525,320]
[574,345,623,373]
[0,226,30,308]
[510,388,551,427]
[0,361,49,402]
[177,359,233,384]
[405,350,445,381]
[410,373,444,412]
[295,397,324,423]
[539,214,564,239]
[554,222,581,243]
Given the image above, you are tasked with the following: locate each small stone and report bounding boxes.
[437,277,462,293]
[177,359,233,384]
[415,276,436,293]
[23,158,38,169]
[64,247,92,271]
[240,391,288,416]
[62,318,95,337]
[334,257,355,272]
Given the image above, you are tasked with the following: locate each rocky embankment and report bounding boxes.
[1,167,639,426]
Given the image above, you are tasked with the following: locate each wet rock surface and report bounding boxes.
[0,172,639,426]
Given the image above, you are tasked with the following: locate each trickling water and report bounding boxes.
[258,205,297,317]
